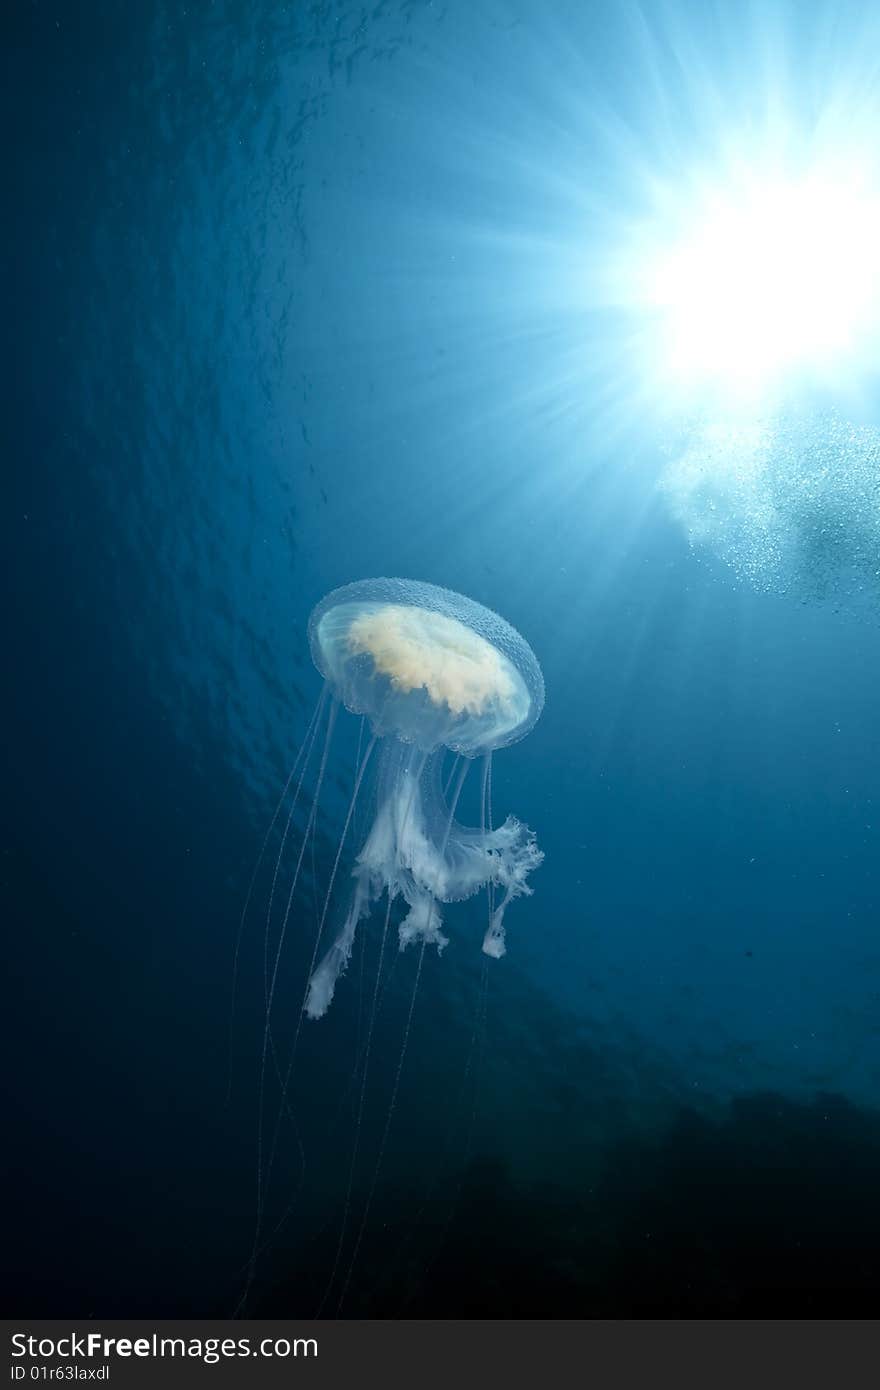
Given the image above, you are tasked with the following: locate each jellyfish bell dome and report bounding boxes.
[308,578,544,757]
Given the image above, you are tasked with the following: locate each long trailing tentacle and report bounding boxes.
[262,688,328,1011]
[317,749,428,1315]
[313,887,395,1318]
[225,686,326,1106]
[247,728,377,1294]
[240,695,339,1312]
[337,928,428,1316]
[480,750,495,927]
[440,756,469,856]
[441,751,460,800]
[384,950,490,1315]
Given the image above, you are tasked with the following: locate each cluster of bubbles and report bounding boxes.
[659,413,880,604]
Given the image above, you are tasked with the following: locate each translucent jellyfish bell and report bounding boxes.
[310,578,543,754]
[303,578,544,1019]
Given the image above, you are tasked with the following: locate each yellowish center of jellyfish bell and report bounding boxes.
[346,603,518,718]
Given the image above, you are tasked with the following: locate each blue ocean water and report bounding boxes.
[5,0,880,1315]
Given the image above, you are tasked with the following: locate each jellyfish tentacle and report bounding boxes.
[337,926,429,1316]
[226,684,326,1107]
[486,749,493,833]
[313,885,395,1317]
[386,951,490,1315]
[305,746,428,1018]
[441,751,460,800]
[440,755,469,856]
[479,751,490,837]
[480,749,495,936]
[262,726,376,1193]
[313,750,432,1308]
[241,711,375,1311]
[301,732,377,1017]
[263,686,328,1009]
[245,723,377,1289]
[247,697,338,1306]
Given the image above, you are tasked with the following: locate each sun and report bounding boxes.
[645,168,880,392]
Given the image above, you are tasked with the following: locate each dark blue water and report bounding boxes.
[5,0,880,1316]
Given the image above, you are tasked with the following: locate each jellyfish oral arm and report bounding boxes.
[304,745,543,1019]
[305,756,445,1021]
[304,875,374,1021]
[480,824,544,960]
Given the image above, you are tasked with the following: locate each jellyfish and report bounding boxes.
[298,577,545,1020]
[236,577,544,1315]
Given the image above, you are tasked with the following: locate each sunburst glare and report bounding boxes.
[639,166,880,398]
